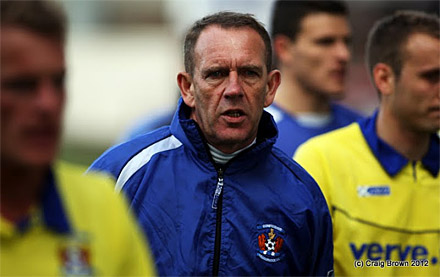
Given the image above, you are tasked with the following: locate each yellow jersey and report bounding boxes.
[1,161,156,276]
[294,114,439,276]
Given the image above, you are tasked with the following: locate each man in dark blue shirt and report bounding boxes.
[268,0,363,157]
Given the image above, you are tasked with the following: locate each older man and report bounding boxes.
[90,11,333,276]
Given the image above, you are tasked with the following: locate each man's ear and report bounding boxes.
[264,69,281,107]
[273,34,293,65]
[177,72,195,108]
[373,63,395,97]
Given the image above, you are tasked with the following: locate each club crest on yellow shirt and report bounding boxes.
[58,232,93,275]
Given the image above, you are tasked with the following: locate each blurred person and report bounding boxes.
[269,0,363,157]
[0,1,156,275]
[118,92,180,142]
[295,10,440,276]
[89,11,333,276]
[119,107,174,141]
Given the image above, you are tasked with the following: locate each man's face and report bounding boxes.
[285,13,351,97]
[390,33,440,133]
[1,27,65,168]
[180,26,280,153]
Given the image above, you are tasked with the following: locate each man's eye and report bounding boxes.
[206,70,227,79]
[2,77,37,93]
[53,73,65,91]
[421,70,439,84]
[316,38,335,46]
[239,67,261,78]
[244,70,258,77]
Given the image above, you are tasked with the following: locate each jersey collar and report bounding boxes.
[4,169,72,236]
[359,110,439,177]
[41,168,71,233]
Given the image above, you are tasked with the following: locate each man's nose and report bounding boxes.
[34,79,64,113]
[335,41,351,62]
[224,71,243,99]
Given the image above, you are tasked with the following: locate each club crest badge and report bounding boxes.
[58,232,94,276]
[257,224,285,262]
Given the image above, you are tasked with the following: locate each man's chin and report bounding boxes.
[325,88,345,99]
[212,135,255,153]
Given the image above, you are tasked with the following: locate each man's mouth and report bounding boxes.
[428,106,440,116]
[330,68,346,79]
[221,109,246,123]
[224,110,244,117]
[24,124,59,145]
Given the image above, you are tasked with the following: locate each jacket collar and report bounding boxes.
[170,98,279,167]
[359,110,439,177]
[14,169,71,234]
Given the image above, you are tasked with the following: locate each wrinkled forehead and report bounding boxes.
[193,25,266,68]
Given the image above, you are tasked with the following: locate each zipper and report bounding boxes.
[212,168,224,276]
[212,169,224,209]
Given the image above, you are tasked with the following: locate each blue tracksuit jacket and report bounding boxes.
[89,99,333,276]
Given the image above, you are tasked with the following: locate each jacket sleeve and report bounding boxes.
[292,148,334,276]
[310,199,334,277]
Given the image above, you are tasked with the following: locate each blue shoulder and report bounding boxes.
[123,111,174,141]
[88,126,171,178]
[270,147,327,206]
[332,103,364,121]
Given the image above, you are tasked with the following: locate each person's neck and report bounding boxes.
[0,163,48,223]
[211,138,255,155]
[376,108,431,161]
[274,71,331,115]
[208,139,256,165]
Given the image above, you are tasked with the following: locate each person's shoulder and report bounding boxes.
[121,109,175,142]
[270,146,318,186]
[55,161,115,195]
[110,126,172,159]
[265,104,289,124]
[270,147,330,207]
[53,161,124,218]
[301,121,361,150]
[89,126,172,175]
[54,161,135,222]
[332,103,364,120]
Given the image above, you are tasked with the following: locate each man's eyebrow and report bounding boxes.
[200,64,263,75]
[201,66,228,75]
[238,65,263,73]
[418,67,440,83]
[419,68,439,76]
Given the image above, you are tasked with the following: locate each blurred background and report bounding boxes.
[58,0,439,165]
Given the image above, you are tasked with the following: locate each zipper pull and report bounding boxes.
[212,169,224,209]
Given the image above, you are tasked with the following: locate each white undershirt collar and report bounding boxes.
[295,113,332,128]
[208,139,257,165]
